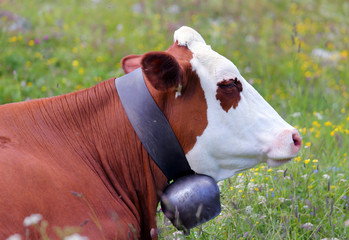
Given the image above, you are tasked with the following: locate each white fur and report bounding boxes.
[174,26,299,181]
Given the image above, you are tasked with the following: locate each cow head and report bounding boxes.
[121,26,301,181]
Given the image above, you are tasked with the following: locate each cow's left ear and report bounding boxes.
[141,52,182,91]
[121,55,143,74]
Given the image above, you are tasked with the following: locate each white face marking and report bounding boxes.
[174,26,301,181]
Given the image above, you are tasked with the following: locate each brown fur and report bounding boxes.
[0,43,207,239]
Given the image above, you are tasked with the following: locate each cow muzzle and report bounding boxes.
[160,174,221,233]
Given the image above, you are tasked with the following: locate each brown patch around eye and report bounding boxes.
[216,78,243,112]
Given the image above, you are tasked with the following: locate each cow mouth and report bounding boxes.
[266,158,292,167]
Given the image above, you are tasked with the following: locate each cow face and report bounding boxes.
[122,26,301,181]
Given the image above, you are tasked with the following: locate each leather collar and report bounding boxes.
[115,68,194,181]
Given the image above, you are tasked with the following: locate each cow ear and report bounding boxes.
[121,55,143,74]
[141,52,182,91]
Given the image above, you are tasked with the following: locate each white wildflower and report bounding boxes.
[6,234,22,240]
[311,48,340,64]
[172,230,183,240]
[291,112,301,118]
[303,205,309,210]
[314,112,323,120]
[245,206,253,214]
[132,3,143,14]
[323,174,330,180]
[321,238,340,240]
[337,174,344,178]
[284,176,291,180]
[116,24,123,31]
[217,181,224,190]
[168,5,180,14]
[340,179,347,182]
[247,182,257,191]
[301,174,308,179]
[64,233,89,240]
[278,198,285,203]
[23,213,42,227]
[277,170,285,173]
[302,222,313,230]
[258,196,266,204]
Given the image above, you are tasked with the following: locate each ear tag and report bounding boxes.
[175,84,182,98]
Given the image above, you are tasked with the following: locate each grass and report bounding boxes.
[1,0,348,239]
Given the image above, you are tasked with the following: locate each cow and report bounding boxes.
[0,26,301,239]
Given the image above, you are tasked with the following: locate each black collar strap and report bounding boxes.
[115,68,194,181]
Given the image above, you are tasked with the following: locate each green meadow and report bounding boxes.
[1,0,348,239]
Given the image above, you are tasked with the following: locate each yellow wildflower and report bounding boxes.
[72,60,79,67]
[28,40,35,46]
[305,71,312,78]
[78,68,84,75]
[304,159,310,164]
[312,159,318,163]
[35,52,43,60]
[324,121,332,126]
[9,36,17,43]
[312,121,321,128]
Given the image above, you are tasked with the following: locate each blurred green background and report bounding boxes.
[1,0,348,239]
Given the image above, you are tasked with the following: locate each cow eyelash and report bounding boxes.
[217,78,238,89]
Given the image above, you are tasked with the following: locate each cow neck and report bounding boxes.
[115,68,195,182]
[19,79,170,238]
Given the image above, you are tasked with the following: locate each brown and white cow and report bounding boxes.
[0,26,301,239]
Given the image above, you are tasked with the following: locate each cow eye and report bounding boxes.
[217,78,242,93]
[218,78,237,89]
[218,79,234,88]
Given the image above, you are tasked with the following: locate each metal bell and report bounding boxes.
[160,174,221,231]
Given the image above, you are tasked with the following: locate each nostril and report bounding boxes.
[292,133,302,148]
